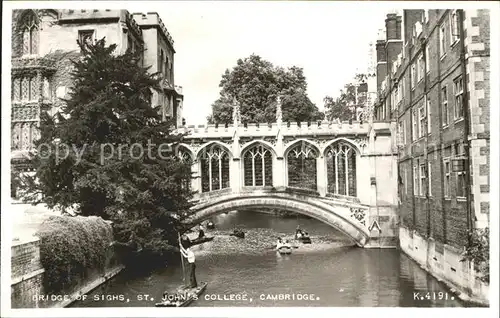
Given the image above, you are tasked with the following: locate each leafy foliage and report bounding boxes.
[461,227,489,283]
[22,38,193,266]
[324,73,371,122]
[207,54,324,124]
[37,216,113,293]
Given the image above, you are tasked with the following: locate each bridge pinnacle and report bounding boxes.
[232,97,241,126]
[276,95,282,124]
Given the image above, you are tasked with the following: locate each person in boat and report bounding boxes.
[295,225,304,239]
[207,220,215,229]
[181,235,191,247]
[198,224,205,239]
[283,239,291,248]
[276,237,283,249]
[179,242,197,288]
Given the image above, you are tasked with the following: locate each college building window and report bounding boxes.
[425,46,430,73]
[419,163,427,196]
[20,11,39,55]
[78,30,95,47]
[455,144,467,199]
[412,109,418,141]
[428,162,432,196]
[450,10,460,44]
[418,104,426,138]
[454,76,464,119]
[413,164,419,196]
[12,76,40,102]
[443,158,451,198]
[398,120,406,145]
[417,54,425,82]
[398,81,403,104]
[442,86,449,126]
[426,99,431,134]
[11,122,40,150]
[439,24,446,57]
[411,63,416,88]
[159,49,164,75]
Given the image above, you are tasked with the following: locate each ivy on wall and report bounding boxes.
[461,227,489,283]
[36,215,113,294]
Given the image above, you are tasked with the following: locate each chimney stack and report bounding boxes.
[385,13,400,40]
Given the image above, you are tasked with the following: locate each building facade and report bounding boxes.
[373,9,490,302]
[10,9,184,172]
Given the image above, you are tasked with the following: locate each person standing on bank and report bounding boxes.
[179,242,197,288]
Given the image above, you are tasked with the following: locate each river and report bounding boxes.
[72,210,468,307]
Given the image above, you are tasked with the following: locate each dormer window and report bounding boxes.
[20,11,39,56]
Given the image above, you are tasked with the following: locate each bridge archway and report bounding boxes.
[187,191,370,247]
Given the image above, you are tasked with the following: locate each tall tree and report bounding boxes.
[207,54,324,124]
[324,73,371,122]
[22,38,193,265]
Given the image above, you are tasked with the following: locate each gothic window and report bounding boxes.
[287,141,318,190]
[21,123,31,150]
[243,144,273,187]
[14,76,39,101]
[178,147,193,190]
[29,76,39,101]
[199,144,230,192]
[13,78,21,101]
[31,122,40,146]
[326,142,357,197]
[43,77,51,99]
[11,124,21,150]
[21,78,29,101]
[20,11,39,55]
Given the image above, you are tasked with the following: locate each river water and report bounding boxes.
[73,210,468,307]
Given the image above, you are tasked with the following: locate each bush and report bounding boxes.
[36,215,113,294]
[461,227,489,283]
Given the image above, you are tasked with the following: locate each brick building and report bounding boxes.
[373,9,490,301]
[10,9,184,172]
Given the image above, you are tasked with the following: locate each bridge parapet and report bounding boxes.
[176,121,393,139]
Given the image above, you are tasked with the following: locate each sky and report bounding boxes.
[155,2,390,125]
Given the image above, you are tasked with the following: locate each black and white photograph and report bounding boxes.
[1,1,498,317]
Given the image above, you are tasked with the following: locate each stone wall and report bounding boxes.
[11,237,45,308]
[399,227,489,305]
[11,231,123,308]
